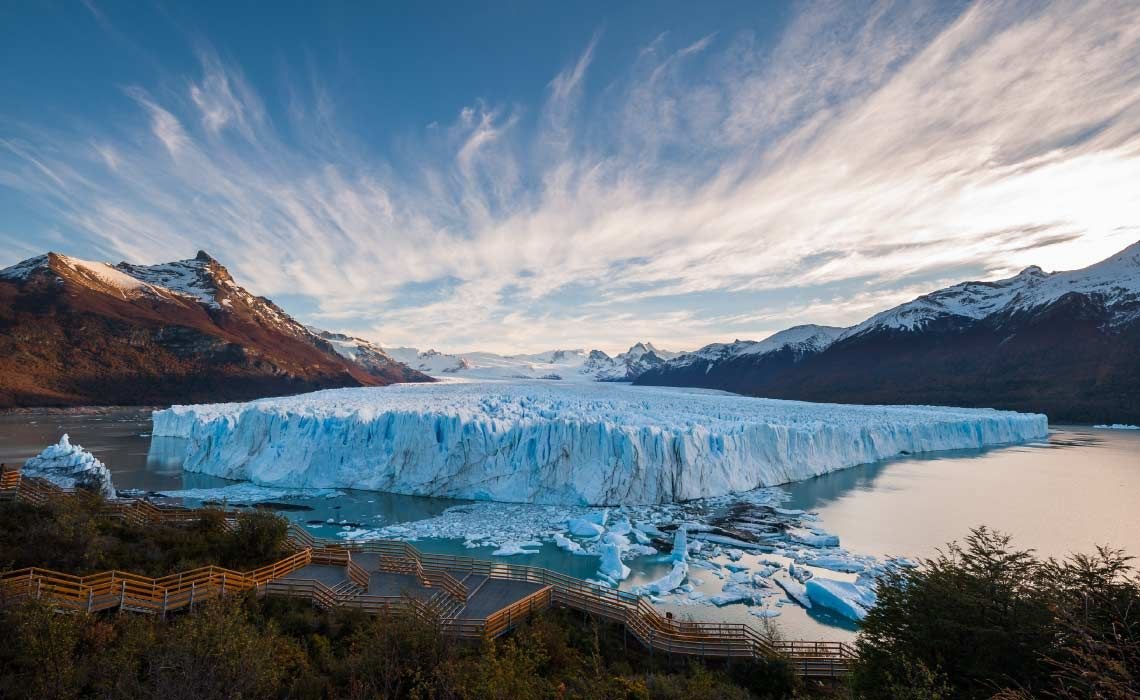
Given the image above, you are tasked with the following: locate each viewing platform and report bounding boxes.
[0,468,854,679]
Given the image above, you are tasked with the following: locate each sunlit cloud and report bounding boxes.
[2,0,1139,354]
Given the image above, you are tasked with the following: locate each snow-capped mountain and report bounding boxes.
[378,342,681,382]
[843,241,1140,338]
[638,241,1140,423]
[0,251,429,408]
[635,325,844,394]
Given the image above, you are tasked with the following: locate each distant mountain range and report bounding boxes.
[637,241,1140,423]
[3,241,1138,421]
[0,251,430,408]
[378,341,681,383]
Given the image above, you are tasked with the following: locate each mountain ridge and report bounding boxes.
[0,251,431,409]
[637,241,1140,423]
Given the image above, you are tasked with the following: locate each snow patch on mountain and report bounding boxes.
[117,251,230,308]
[153,380,1046,506]
[665,325,846,370]
[844,240,1140,337]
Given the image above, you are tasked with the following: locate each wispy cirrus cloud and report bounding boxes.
[2,0,1139,354]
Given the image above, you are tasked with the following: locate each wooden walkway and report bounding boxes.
[0,467,855,679]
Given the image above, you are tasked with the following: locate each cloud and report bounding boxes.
[2,0,1140,354]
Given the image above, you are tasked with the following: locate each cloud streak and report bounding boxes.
[2,0,1139,353]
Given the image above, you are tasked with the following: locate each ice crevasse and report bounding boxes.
[152,380,1048,506]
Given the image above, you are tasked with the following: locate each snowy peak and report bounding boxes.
[116,251,235,309]
[376,341,681,382]
[3,252,167,302]
[666,325,845,369]
[0,249,431,407]
[844,239,1140,338]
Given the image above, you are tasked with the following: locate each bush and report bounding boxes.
[0,497,291,576]
[852,526,1140,700]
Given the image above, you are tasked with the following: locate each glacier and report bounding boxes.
[152,379,1047,506]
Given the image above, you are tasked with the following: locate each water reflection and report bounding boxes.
[145,436,188,475]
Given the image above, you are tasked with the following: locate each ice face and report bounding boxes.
[153,380,1048,506]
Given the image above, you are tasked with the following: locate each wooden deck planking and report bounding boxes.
[458,578,544,619]
[284,564,348,587]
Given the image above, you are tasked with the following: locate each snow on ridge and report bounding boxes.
[666,324,845,369]
[117,256,223,308]
[153,380,1047,506]
[844,239,1140,337]
[56,255,158,299]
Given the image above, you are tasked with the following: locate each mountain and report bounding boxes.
[637,241,1140,423]
[0,251,430,408]
[383,342,681,382]
[635,325,845,390]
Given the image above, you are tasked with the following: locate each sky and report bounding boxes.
[2,1,1139,355]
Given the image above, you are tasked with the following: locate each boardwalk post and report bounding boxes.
[120,580,126,611]
[87,589,93,612]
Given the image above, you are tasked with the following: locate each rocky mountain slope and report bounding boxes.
[637,242,1140,423]
[0,251,430,408]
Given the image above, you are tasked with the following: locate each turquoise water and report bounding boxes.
[2,410,1137,641]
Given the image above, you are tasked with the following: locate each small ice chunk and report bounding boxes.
[597,542,631,581]
[788,528,840,548]
[493,541,541,556]
[553,533,583,553]
[772,571,812,609]
[670,527,688,563]
[637,560,688,595]
[567,518,605,538]
[805,578,876,621]
[803,555,866,573]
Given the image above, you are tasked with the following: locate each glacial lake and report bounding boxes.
[1,408,1138,642]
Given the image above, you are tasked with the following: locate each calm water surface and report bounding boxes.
[2,410,1137,641]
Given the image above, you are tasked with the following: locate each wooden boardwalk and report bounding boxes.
[0,468,855,679]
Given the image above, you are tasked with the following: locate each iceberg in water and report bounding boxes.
[23,434,116,498]
[153,380,1047,506]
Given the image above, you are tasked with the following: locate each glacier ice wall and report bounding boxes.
[152,380,1048,506]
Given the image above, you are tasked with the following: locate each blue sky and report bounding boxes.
[3,1,1139,353]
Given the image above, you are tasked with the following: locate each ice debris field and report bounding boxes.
[332,485,903,623]
[154,380,1047,506]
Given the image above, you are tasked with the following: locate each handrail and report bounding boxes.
[0,464,855,677]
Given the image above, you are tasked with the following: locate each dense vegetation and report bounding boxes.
[0,494,290,576]
[3,491,1138,698]
[0,597,813,700]
[853,527,1140,699]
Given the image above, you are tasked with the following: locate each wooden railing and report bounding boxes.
[0,548,313,615]
[325,544,854,677]
[0,464,854,677]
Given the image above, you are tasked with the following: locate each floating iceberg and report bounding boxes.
[805,578,877,621]
[598,541,631,581]
[153,380,1047,506]
[23,434,115,498]
[1094,423,1139,430]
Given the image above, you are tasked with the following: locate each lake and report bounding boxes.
[2,408,1137,641]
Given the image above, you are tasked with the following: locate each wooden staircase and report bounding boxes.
[0,465,856,679]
